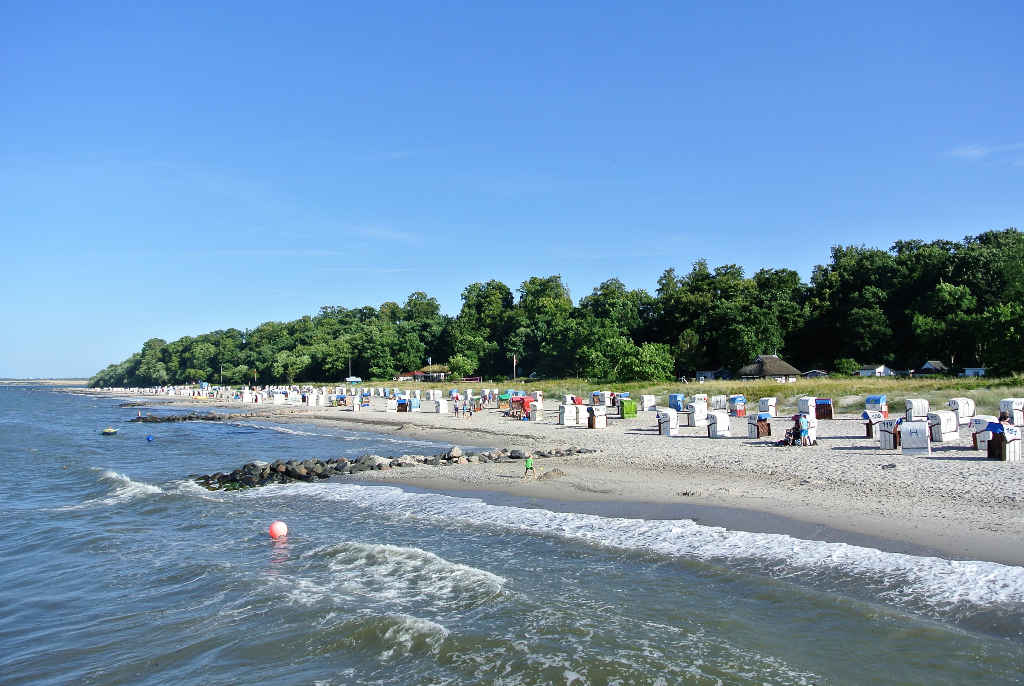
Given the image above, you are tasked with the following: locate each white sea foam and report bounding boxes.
[280,541,505,612]
[233,422,447,448]
[253,482,1024,615]
[56,469,164,509]
[375,614,449,660]
[235,423,328,437]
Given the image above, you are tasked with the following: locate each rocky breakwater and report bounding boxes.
[192,445,597,491]
[130,412,226,423]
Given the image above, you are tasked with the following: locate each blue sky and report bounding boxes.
[1,1,1021,377]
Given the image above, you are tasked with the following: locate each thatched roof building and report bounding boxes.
[737,355,801,380]
[419,364,450,382]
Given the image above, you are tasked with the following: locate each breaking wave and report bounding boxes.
[250,482,1024,620]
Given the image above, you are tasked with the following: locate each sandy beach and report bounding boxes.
[94,391,1024,565]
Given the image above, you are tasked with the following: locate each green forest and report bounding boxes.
[89,228,1024,387]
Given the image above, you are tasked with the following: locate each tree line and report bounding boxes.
[89,228,1024,387]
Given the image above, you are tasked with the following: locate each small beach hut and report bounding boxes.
[905,399,929,422]
[558,404,578,426]
[657,408,678,436]
[902,421,931,456]
[980,423,1021,461]
[710,395,728,411]
[385,398,398,413]
[946,398,975,426]
[707,411,731,438]
[999,398,1024,425]
[879,418,901,450]
[736,354,802,382]
[668,394,686,411]
[681,400,709,427]
[747,413,772,438]
[758,397,777,417]
[865,395,889,418]
[815,398,834,420]
[1002,426,1022,462]
[917,360,948,375]
[587,405,608,429]
[861,410,884,438]
[619,398,637,418]
[798,397,816,417]
[640,394,657,411]
[969,415,998,450]
[728,395,747,417]
[927,410,958,442]
[435,399,448,414]
[692,393,709,405]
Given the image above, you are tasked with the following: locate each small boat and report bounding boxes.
[101,427,118,435]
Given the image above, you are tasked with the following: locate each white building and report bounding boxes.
[858,364,894,377]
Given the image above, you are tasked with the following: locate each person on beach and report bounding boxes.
[523,453,535,478]
[799,414,810,446]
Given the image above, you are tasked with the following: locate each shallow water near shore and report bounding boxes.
[1,387,1022,684]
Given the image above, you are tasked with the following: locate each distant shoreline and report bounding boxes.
[1,379,88,386]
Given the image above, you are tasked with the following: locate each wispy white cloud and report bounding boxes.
[948,142,1024,160]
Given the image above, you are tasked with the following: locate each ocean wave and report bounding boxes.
[280,541,505,613]
[330,614,449,661]
[254,482,1024,618]
[232,423,332,438]
[55,470,164,510]
[230,422,445,447]
[374,614,449,660]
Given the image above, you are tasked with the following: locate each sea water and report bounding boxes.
[0,386,1021,685]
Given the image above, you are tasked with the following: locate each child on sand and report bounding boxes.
[523,454,535,478]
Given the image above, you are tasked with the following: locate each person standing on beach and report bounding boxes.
[799,414,810,446]
[523,453,535,478]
